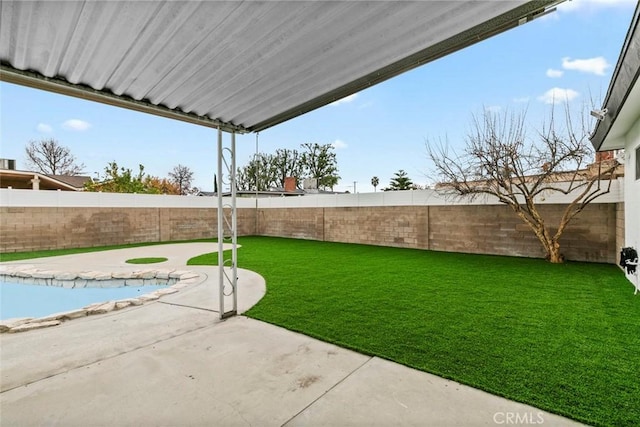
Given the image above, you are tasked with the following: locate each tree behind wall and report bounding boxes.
[147,177,180,195]
[236,153,278,191]
[236,143,340,191]
[273,148,303,189]
[301,142,340,190]
[168,164,195,195]
[385,170,415,191]
[427,107,619,263]
[371,176,380,192]
[85,162,160,194]
[24,138,85,175]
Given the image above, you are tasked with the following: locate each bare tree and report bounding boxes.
[168,164,195,195]
[24,138,85,175]
[427,107,619,263]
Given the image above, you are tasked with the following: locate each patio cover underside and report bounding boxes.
[1,1,560,133]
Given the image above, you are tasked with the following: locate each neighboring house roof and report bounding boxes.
[434,160,623,191]
[0,1,563,133]
[46,174,92,189]
[590,4,640,151]
[0,169,90,191]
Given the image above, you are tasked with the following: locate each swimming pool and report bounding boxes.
[1,281,170,319]
[0,266,201,331]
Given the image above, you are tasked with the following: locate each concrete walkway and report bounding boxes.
[0,243,583,426]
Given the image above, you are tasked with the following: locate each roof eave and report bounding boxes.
[590,4,640,151]
[249,1,564,133]
[0,66,250,134]
[0,170,80,191]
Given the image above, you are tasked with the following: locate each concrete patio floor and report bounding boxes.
[0,243,583,426]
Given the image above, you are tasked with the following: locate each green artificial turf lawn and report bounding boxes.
[125,257,168,264]
[188,236,640,427]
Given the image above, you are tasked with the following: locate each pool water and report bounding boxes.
[0,281,169,320]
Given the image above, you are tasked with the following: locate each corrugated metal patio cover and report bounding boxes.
[0,1,559,133]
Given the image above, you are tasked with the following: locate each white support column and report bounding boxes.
[31,175,40,190]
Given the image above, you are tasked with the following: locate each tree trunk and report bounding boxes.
[526,221,564,263]
[514,209,565,264]
[545,238,564,263]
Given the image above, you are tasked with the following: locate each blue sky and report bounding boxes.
[0,0,636,193]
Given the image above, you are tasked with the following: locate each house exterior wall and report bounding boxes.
[616,202,625,262]
[624,120,640,252]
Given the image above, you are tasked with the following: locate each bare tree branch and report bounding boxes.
[427,105,620,263]
[24,138,85,175]
[168,164,195,195]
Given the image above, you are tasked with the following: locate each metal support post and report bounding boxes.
[230,132,238,312]
[216,127,238,319]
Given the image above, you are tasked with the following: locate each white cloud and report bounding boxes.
[545,0,635,21]
[557,0,586,12]
[36,123,53,133]
[331,139,348,149]
[546,68,564,78]
[561,57,610,76]
[537,87,580,104]
[62,119,91,131]
[513,96,530,103]
[330,93,358,106]
[558,0,636,13]
[485,105,502,113]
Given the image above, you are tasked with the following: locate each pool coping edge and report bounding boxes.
[0,266,203,333]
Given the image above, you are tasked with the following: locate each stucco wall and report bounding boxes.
[616,202,626,263]
[624,120,640,252]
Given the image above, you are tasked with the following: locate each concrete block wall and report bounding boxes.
[159,208,215,242]
[256,204,618,263]
[0,201,620,263]
[428,205,534,257]
[0,207,256,253]
[432,204,617,262]
[257,208,323,240]
[1,207,160,252]
[323,206,430,249]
